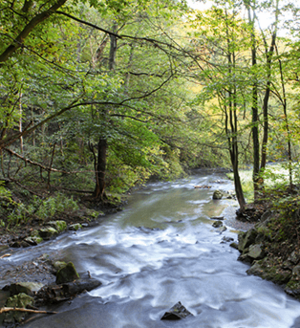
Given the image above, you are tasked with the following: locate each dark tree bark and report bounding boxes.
[260,0,279,171]
[224,24,246,210]
[247,5,260,200]
[93,138,107,199]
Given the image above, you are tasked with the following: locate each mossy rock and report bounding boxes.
[230,242,239,250]
[285,280,300,298]
[39,227,58,239]
[47,220,67,232]
[247,259,291,284]
[212,190,223,200]
[238,229,257,253]
[24,236,43,245]
[248,244,266,260]
[4,293,34,323]
[56,262,79,284]
[212,220,223,228]
[52,261,67,272]
[69,223,82,231]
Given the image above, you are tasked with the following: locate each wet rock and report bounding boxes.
[52,261,67,272]
[39,227,58,240]
[8,282,44,296]
[212,190,223,200]
[56,262,79,284]
[24,236,43,245]
[212,220,223,228]
[161,301,193,320]
[285,280,300,298]
[238,229,257,253]
[37,278,101,304]
[4,293,34,323]
[230,242,239,249]
[47,220,67,233]
[247,259,291,284]
[222,236,234,243]
[10,240,30,248]
[69,223,82,231]
[238,253,252,263]
[248,244,266,260]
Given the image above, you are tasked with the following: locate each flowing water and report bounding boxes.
[2,170,300,328]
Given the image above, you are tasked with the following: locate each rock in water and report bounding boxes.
[56,262,79,284]
[161,301,193,320]
[212,190,223,200]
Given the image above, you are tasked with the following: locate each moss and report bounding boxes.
[56,262,79,284]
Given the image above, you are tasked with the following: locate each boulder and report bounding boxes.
[248,244,266,260]
[69,223,82,231]
[24,236,43,245]
[247,259,291,284]
[56,262,79,284]
[238,229,257,253]
[52,261,67,272]
[230,242,239,250]
[212,190,223,200]
[39,227,58,239]
[212,220,223,228]
[47,220,67,232]
[161,302,193,320]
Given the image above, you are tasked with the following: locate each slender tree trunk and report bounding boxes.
[93,138,107,199]
[276,45,293,188]
[260,0,279,171]
[247,6,260,199]
[92,24,118,199]
[224,15,246,210]
[19,90,24,154]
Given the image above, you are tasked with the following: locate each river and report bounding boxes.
[2,169,300,328]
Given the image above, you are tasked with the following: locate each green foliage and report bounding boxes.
[1,192,79,228]
[33,193,79,220]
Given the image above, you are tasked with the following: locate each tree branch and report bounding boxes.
[0,0,68,65]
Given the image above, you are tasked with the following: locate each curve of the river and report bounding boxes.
[2,170,300,328]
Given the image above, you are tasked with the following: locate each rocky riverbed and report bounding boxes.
[237,205,300,300]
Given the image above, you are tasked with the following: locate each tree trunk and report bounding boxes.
[260,0,279,171]
[246,4,260,200]
[93,138,107,199]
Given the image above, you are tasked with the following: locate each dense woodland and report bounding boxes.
[1,0,300,228]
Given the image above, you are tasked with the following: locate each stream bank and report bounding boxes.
[237,200,300,300]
